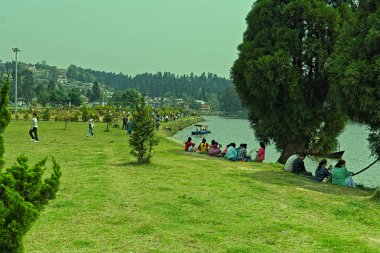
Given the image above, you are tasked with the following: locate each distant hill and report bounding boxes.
[66,65,233,100]
[0,60,237,110]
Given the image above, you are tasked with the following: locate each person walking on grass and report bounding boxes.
[29,112,39,142]
[87,116,94,137]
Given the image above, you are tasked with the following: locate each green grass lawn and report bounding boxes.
[2,119,380,253]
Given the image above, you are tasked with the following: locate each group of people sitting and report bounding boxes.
[284,152,356,188]
[184,137,266,162]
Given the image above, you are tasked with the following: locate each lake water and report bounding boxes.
[173,115,380,188]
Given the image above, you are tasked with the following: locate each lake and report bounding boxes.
[173,115,380,188]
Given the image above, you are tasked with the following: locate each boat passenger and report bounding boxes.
[184,137,196,152]
[314,159,331,182]
[209,140,221,156]
[224,143,238,161]
[254,142,266,162]
[292,153,312,176]
[198,138,209,152]
[332,160,356,188]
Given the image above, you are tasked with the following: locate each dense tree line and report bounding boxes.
[66,65,233,101]
[0,62,83,107]
[1,61,238,110]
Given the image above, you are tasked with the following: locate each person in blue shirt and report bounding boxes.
[314,159,331,182]
[224,143,238,161]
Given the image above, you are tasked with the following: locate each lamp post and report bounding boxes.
[12,47,20,114]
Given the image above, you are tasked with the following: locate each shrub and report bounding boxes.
[81,106,89,122]
[129,95,158,163]
[23,113,29,121]
[42,107,50,121]
[0,78,61,253]
[372,188,380,201]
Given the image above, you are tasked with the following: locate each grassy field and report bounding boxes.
[2,118,380,253]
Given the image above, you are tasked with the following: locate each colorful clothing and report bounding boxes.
[185,141,195,151]
[332,166,355,187]
[199,142,209,152]
[257,147,265,161]
[225,146,238,161]
[208,144,221,156]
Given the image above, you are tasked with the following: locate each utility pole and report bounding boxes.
[12,47,20,114]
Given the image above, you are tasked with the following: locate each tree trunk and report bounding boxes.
[277,140,307,164]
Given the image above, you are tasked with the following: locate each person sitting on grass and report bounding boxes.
[221,144,230,157]
[184,137,196,152]
[284,152,299,172]
[224,143,238,161]
[208,140,221,156]
[314,159,331,182]
[198,138,209,152]
[254,142,266,162]
[292,153,312,176]
[238,143,252,162]
[332,159,356,188]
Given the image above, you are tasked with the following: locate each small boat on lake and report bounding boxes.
[309,150,345,159]
[191,124,211,136]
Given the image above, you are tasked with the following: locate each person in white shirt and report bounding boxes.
[29,112,39,142]
[284,153,298,172]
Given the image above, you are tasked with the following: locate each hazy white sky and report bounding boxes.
[0,0,254,78]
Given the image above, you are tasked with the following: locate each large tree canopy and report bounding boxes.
[331,0,380,159]
[232,0,348,163]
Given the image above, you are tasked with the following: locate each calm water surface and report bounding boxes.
[173,116,380,188]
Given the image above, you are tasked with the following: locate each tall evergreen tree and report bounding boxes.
[129,95,158,163]
[91,81,101,102]
[21,69,34,104]
[331,0,380,159]
[231,0,348,163]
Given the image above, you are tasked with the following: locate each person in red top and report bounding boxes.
[184,137,196,151]
[254,142,266,162]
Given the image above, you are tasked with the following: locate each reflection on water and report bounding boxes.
[173,116,380,188]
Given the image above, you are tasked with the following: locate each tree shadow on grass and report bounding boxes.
[237,169,371,198]
[109,161,147,167]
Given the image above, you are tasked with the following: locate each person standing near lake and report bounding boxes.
[332,159,356,188]
[29,112,39,142]
[87,116,94,137]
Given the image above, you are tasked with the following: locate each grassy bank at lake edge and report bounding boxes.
[1,117,379,252]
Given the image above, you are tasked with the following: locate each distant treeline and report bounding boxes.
[66,65,233,100]
[0,61,244,112]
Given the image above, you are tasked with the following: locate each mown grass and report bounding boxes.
[2,118,380,253]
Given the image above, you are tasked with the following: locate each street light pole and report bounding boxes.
[12,47,20,114]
